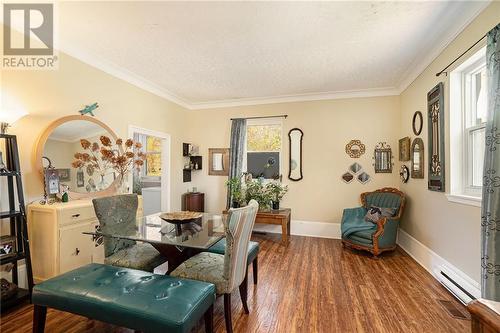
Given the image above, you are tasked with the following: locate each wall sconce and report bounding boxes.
[0,109,28,134]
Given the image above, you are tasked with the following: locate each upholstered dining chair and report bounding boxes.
[205,237,259,285]
[170,200,259,333]
[92,194,166,272]
[341,187,405,257]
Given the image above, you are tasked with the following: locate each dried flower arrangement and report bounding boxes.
[72,136,146,185]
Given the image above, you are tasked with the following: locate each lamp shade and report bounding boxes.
[0,109,28,124]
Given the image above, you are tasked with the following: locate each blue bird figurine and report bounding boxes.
[78,102,98,116]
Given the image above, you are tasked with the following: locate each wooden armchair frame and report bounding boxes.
[342,187,406,256]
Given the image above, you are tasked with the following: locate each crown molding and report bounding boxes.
[187,87,400,110]
[60,43,192,110]
[396,0,491,94]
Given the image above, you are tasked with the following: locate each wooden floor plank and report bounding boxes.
[1,234,469,333]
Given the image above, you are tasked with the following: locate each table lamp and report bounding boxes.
[0,109,28,134]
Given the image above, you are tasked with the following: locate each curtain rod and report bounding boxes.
[436,34,486,77]
[230,115,288,121]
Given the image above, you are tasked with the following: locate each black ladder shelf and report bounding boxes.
[0,134,34,311]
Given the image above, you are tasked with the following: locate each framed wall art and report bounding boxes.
[427,83,445,191]
[398,137,410,161]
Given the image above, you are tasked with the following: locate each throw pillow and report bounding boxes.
[365,206,396,223]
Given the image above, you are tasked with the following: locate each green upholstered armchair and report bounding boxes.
[341,187,405,257]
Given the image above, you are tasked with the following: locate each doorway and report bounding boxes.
[128,126,171,214]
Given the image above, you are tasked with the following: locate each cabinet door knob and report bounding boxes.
[75,248,80,255]
[71,214,80,218]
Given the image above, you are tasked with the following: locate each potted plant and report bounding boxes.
[266,181,288,210]
[226,177,244,208]
[245,178,272,211]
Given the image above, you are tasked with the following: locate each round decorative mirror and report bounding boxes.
[345,139,366,158]
[34,115,121,199]
[412,111,423,136]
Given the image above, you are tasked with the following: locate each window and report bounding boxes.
[134,133,162,179]
[449,46,487,203]
[145,136,162,177]
[245,119,282,179]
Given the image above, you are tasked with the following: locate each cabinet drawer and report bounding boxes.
[59,223,93,274]
[59,205,96,226]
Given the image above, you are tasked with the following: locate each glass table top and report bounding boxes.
[84,212,226,250]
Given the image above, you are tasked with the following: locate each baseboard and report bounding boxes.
[253,220,341,239]
[397,228,480,298]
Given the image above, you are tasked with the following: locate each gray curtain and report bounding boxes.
[481,23,500,301]
[227,119,246,208]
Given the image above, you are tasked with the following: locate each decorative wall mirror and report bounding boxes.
[427,83,445,191]
[412,111,423,136]
[34,115,121,199]
[373,142,393,173]
[345,139,365,158]
[208,148,229,176]
[288,128,303,181]
[411,138,424,179]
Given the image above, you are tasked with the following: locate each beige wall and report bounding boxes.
[398,1,500,282]
[186,96,401,223]
[0,51,189,211]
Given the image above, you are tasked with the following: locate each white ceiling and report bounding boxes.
[57,1,489,109]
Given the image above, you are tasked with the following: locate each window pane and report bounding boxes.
[472,67,488,126]
[470,127,485,187]
[146,136,162,152]
[247,125,281,152]
[146,153,161,176]
[247,152,280,179]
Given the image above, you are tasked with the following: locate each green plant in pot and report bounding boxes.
[226,177,244,208]
[245,178,273,211]
[266,181,288,210]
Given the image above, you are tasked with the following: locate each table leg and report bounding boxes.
[150,243,202,274]
[281,218,288,245]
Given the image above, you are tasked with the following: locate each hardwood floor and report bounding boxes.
[1,234,470,332]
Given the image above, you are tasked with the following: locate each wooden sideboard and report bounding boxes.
[467,299,500,333]
[27,197,143,282]
[182,192,205,212]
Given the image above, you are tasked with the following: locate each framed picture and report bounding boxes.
[399,137,411,161]
[56,168,70,181]
[208,148,230,176]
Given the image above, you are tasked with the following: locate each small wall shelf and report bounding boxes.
[182,143,202,182]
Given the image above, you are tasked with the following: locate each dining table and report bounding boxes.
[84,212,226,274]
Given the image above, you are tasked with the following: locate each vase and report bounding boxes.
[272,201,280,210]
[116,174,129,194]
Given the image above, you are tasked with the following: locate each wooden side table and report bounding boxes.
[223,208,291,244]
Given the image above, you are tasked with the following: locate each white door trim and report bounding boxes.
[128,125,171,213]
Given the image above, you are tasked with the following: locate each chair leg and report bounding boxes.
[239,269,249,314]
[252,257,258,285]
[204,304,214,333]
[224,294,233,333]
[33,305,47,333]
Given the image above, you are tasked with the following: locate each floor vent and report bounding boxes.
[438,300,469,320]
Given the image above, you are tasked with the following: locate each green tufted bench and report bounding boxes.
[32,263,216,333]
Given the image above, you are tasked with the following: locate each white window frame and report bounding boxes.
[448,46,486,207]
[244,118,284,181]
